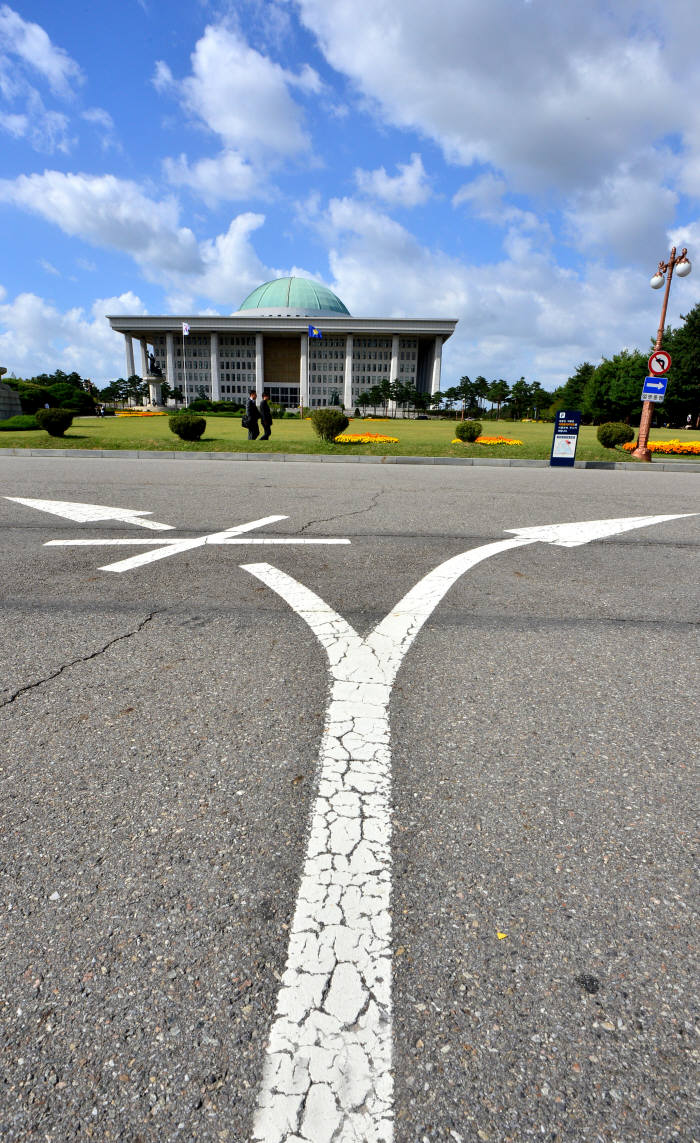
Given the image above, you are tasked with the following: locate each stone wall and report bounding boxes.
[0,381,23,421]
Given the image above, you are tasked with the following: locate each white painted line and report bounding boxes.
[45,538,350,547]
[5,496,174,530]
[45,538,184,546]
[246,512,695,1143]
[94,515,290,573]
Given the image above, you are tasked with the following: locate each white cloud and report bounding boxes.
[565,162,679,264]
[163,23,315,158]
[0,8,82,153]
[294,0,693,195]
[0,168,274,311]
[0,5,82,96]
[0,171,203,274]
[163,150,260,205]
[157,22,320,202]
[81,107,114,130]
[0,290,147,380]
[355,153,430,207]
[0,87,74,152]
[311,194,685,389]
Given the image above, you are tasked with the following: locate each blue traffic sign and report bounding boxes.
[641,376,668,402]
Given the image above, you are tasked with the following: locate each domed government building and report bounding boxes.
[107,277,457,409]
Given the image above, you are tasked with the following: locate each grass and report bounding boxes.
[1,415,699,461]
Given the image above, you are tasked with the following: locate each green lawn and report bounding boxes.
[2,414,699,461]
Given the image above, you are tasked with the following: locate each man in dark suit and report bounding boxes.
[246,389,260,440]
[259,391,273,440]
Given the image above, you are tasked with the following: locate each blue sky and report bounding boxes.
[1,0,698,390]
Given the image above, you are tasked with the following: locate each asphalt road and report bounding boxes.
[1,456,698,1143]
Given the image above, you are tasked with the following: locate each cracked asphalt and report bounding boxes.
[0,455,698,1143]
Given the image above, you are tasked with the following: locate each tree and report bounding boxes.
[486,379,510,419]
[367,385,383,415]
[126,374,147,405]
[429,390,444,414]
[379,378,392,416]
[456,375,471,419]
[582,350,646,424]
[528,382,551,419]
[660,303,700,424]
[506,377,532,419]
[358,391,372,414]
[553,362,595,415]
[443,386,458,415]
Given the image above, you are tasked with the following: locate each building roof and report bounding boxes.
[235,276,351,317]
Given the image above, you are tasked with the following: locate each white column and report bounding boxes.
[431,336,443,395]
[255,333,264,395]
[125,335,135,379]
[300,333,309,410]
[166,333,175,399]
[343,333,353,410]
[210,332,220,400]
[389,334,400,416]
[390,334,399,385]
[139,339,149,380]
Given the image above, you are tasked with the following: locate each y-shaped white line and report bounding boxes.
[245,513,694,1143]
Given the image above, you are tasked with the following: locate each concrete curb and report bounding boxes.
[1,447,699,472]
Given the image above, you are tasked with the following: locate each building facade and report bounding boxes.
[107,277,457,409]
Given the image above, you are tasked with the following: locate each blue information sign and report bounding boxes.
[641,376,668,402]
[550,410,582,467]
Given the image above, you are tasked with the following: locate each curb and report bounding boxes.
[1,447,699,472]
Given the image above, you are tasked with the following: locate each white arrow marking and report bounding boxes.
[247,512,695,1143]
[505,513,692,547]
[5,497,174,530]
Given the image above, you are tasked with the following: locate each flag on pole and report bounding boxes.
[182,322,190,336]
[308,324,322,339]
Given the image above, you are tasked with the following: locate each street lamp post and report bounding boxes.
[632,245,692,461]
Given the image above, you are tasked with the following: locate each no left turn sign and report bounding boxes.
[648,350,671,375]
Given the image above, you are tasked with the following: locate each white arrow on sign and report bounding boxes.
[5,497,174,531]
[644,379,665,391]
[249,512,696,1143]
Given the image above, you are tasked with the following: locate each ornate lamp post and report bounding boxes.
[632,245,692,461]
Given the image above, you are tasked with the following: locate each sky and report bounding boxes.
[1,0,699,392]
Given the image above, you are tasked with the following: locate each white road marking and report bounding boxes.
[37,513,349,573]
[5,496,174,530]
[45,538,350,547]
[245,513,695,1143]
[505,513,693,547]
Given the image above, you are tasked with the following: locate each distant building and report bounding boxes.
[107,277,457,408]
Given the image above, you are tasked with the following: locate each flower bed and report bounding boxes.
[622,439,700,455]
[335,433,399,444]
[115,410,168,417]
[452,435,524,446]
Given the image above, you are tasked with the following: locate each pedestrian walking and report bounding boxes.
[259,391,273,441]
[244,389,260,440]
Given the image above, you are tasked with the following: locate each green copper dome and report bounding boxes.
[236,276,351,317]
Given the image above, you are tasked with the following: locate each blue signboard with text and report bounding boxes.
[641,376,668,403]
[550,410,582,467]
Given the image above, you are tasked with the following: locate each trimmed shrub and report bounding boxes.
[169,413,206,441]
[269,403,286,419]
[0,414,39,431]
[597,422,635,449]
[454,420,482,442]
[310,407,349,442]
[36,407,74,437]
